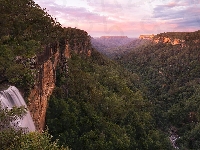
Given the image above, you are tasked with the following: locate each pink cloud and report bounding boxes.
[35,0,115,24]
[34,0,200,37]
[167,2,179,7]
[46,6,108,23]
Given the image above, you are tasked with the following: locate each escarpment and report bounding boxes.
[28,28,92,131]
[28,43,60,131]
[152,31,200,46]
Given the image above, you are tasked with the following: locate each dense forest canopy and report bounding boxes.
[0,0,63,89]
[46,48,172,149]
[118,32,200,149]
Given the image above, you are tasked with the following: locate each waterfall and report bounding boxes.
[0,86,35,132]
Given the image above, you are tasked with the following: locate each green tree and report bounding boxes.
[46,48,172,149]
[0,104,69,150]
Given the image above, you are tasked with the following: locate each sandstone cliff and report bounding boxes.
[152,31,200,47]
[28,43,60,131]
[153,36,186,46]
[28,31,92,131]
[139,34,154,40]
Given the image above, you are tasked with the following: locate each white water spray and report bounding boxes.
[0,86,35,132]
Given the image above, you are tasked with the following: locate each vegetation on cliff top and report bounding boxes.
[0,0,62,88]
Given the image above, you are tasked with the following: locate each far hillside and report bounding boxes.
[106,39,150,57]
[91,36,149,57]
[118,30,200,149]
[91,36,139,56]
[93,36,133,47]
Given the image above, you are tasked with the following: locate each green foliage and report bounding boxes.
[19,131,70,150]
[0,0,62,90]
[0,104,69,150]
[119,32,200,149]
[0,0,62,43]
[46,49,172,149]
[59,27,92,57]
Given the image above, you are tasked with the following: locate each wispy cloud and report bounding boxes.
[152,0,200,30]
[34,0,200,37]
[36,1,109,23]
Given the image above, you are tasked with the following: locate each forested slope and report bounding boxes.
[119,31,200,149]
[46,28,172,149]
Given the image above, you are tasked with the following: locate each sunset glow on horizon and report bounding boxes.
[34,0,200,37]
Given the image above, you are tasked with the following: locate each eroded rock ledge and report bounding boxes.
[28,43,60,131]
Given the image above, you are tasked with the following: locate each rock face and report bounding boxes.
[28,38,92,131]
[28,43,60,131]
[140,33,184,45]
[139,34,154,40]
[153,36,185,46]
[152,31,200,47]
[26,26,93,131]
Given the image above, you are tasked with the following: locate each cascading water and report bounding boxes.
[0,86,35,132]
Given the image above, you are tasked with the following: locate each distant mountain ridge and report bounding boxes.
[91,36,150,57]
[93,36,133,47]
[92,31,200,58]
[100,36,129,38]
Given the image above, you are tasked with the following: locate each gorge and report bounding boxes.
[1,0,200,150]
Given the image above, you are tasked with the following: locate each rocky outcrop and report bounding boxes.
[152,31,200,47]
[153,36,185,46]
[139,34,154,40]
[64,44,71,59]
[28,43,60,131]
[28,37,92,131]
[26,27,93,131]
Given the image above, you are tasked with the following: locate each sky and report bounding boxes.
[34,0,200,37]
